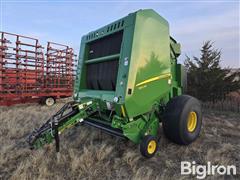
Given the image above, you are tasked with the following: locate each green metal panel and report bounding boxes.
[74,36,87,98]
[124,9,172,117]
[115,13,136,105]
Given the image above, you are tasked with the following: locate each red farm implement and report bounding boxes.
[0,32,77,106]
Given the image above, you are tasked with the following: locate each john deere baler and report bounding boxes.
[28,9,202,158]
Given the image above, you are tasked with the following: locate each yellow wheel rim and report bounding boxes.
[187,111,197,132]
[147,140,156,154]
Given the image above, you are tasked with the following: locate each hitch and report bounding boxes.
[27,100,98,151]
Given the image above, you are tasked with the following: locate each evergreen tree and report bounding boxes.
[185,41,240,102]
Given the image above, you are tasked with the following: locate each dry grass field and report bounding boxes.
[0,99,239,180]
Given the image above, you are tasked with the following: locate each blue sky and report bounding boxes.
[1,0,239,68]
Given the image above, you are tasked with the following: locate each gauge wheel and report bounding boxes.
[140,135,158,158]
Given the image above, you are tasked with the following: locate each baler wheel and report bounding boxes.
[162,95,202,145]
[140,135,158,158]
[45,97,56,106]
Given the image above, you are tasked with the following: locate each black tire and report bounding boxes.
[45,97,56,106]
[140,135,158,158]
[162,95,202,145]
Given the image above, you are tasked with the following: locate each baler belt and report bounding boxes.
[86,59,119,90]
[88,30,123,59]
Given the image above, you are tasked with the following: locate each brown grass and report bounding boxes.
[0,100,239,180]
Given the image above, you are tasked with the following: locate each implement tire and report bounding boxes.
[162,95,202,145]
[140,135,158,158]
[45,97,56,106]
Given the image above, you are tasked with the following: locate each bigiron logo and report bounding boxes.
[181,161,237,179]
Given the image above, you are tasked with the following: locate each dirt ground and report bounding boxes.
[0,100,239,180]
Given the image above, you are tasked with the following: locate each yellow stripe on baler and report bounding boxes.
[136,73,171,87]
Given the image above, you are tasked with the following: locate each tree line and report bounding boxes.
[184,41,240,103]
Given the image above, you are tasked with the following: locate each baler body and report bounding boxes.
[28,9,190,153]
[73,9,183,143]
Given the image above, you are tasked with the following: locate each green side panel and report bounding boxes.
[125,9,171,118]
[74,36,87,99]
[170,37,181,58]
[115,14,136,104]
[122,114,159,143]
[171,43,181,57]
[77,90,115,102]
[176,64,187,94]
